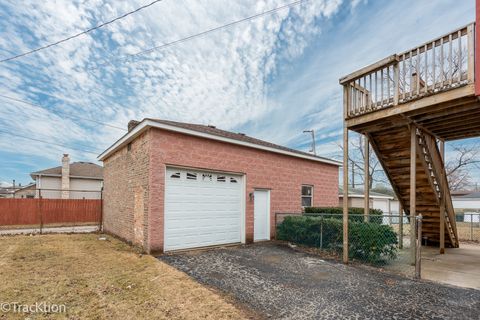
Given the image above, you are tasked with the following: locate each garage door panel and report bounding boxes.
[167,219,240,230]
[166,203,241,213]
[164,167,243,251]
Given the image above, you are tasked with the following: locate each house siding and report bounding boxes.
[102,130,150,248]
[147,128,338,253]
[35,176,102,199]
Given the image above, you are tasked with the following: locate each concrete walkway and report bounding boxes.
[422,243,480,290]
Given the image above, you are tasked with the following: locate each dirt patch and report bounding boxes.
[0,234,248,319]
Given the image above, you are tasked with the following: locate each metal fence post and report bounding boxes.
[415,214,423,279]
[320,218,323,250]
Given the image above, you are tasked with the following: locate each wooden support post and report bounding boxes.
[364,134,370,222]
[399,201,404,249]
[415,215,423,279]
[439,139,445,254]
[410,126,417,265]
[343,125,349,264]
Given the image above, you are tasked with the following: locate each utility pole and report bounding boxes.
[303,129,316,155]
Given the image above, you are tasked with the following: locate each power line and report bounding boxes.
[89,0,308,70]
[0,94,127,131]
[0,129,101,155]
[0,0,165,63]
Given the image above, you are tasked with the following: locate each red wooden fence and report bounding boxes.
[0,198,102,227]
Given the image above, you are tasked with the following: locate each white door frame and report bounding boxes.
[254,188,270,241]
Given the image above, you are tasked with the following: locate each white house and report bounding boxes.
[339,188,402,224]
[31,154,103,199]
[452,191,480,223]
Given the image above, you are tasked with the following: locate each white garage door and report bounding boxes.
[164,167,243,251]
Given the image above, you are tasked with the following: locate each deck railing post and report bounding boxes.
[393,62,399,105]
[467,24,475,82]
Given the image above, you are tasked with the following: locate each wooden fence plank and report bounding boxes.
[0,198,101,226]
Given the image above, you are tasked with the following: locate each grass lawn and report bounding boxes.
[0,234,248,319]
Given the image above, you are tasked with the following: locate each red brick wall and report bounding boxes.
[147,128,339,253]
[102,130,151,247]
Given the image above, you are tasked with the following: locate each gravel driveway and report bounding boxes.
[159,242,480,320]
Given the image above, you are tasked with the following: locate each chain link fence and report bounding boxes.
[455,213,480,242]
[276,212,420,278]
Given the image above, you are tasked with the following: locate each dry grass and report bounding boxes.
[0,234,248,319]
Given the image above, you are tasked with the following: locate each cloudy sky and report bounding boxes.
[0,0,476,186]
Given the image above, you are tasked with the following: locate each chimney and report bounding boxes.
[61,154,70,199]
[128,120,140,132]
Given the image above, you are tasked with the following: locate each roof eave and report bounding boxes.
[98,119,342,166]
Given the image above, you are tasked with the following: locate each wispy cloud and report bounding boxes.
[0,0,476,185]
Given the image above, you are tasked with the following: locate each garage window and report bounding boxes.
[186,172,197,180]
[301,185,313,207]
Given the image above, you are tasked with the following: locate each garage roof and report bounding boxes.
[98,118,342,166]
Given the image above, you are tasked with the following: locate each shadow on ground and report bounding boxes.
[159,242,480,320]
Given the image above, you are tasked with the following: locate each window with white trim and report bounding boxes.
[301,185,313,207]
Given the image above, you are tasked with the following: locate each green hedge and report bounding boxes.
[277,216,398,265]
[304,207,383,224]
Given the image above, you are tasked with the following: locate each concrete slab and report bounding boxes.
[422,243,480,290]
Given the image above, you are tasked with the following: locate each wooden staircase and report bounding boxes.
[368,125,459,248]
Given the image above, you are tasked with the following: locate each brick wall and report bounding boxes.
[102,130,150,247]
[147,128,339,253]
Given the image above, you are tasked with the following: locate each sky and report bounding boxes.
[0,0,476,186]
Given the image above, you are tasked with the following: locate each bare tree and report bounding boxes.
[445,144,480,191]
[337,133,388,189]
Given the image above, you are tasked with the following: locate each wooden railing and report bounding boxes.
[417,129,459,247]
[340,23,475,119]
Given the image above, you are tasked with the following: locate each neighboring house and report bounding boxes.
[339,188,399,213]
[14,183,36,198]
[31,154,103,199]
[0,187,14,198]
[339,188,401,224]
[99,118,341,253]
[452,191,480,222]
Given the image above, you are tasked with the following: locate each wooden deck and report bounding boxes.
[340,23,479,260]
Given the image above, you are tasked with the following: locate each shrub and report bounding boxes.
[277,215,398,265]
[304,207,384,224]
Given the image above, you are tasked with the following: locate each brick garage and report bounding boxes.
[99,119,340,253]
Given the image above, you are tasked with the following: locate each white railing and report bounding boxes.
[340,23,475,119]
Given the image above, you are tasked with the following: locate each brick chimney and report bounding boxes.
[128,120,140,132]
[61,154,70,199]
